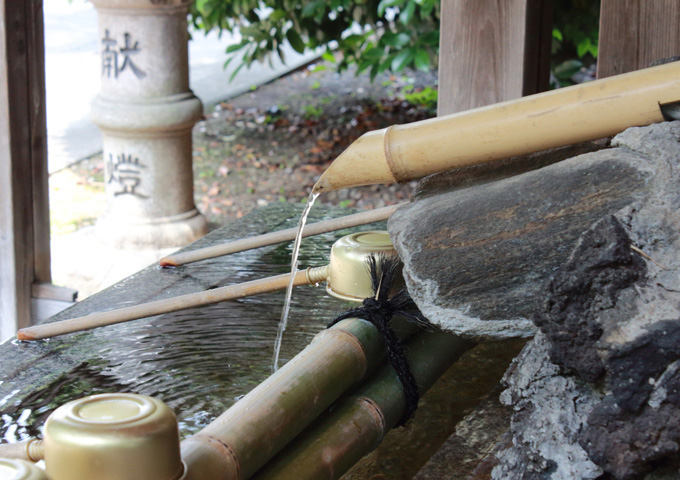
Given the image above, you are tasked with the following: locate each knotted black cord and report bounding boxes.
[328,253,435,427]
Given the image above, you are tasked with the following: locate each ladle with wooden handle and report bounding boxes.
[17,231,395,341]
[159,203,404,267]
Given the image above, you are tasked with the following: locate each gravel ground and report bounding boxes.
[192,61,437,226]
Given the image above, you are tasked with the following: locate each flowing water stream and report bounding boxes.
[272,191,319,372]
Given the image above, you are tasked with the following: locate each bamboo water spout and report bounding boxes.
[313,61,680,193]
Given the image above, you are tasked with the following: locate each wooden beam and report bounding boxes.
[437,0,552,116]
[27,0,51,285]
[0,0,49,341]
[598,0,680,78]
[32,283,77,303]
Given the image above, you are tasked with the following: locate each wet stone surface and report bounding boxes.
[389,140,650,340]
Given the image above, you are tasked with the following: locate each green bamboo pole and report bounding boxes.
[251,331,475,480]
[181,317,420,480]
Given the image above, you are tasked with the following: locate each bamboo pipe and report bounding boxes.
[313,61,680,193]
[16,266,330,341]
[252,331,475,480]
[180,317,420,480]
[159,204,404,267]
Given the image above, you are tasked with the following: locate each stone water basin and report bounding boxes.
[0,203,520,479]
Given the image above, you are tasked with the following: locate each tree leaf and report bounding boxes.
[391,48,413,72]
[362,47,384,60]
[369,62,380,81]
[302,1,321,18]
[269,9,287,22]
[322,51,336,62]
[414,48,429,72]
[576,37,597,58]
[286,29,306,54]
[229,62,245,81]
[552,28,563,42]
[226,42,245,53]
[357,59,374,75]
[276,45,286,64]
[378,0,403,17]
[223,55,235,70]
[421,30,439,46]
[419,1,434,18]
[342,34,365,47]
[399,0,416,25]
[382,32,410,47]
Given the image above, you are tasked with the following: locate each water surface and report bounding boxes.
[1,223,356,440]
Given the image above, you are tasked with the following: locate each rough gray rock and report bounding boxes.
[533,215,647,382]
[389,138,652,340]
[493,332,604,480]
[491,123,680,479]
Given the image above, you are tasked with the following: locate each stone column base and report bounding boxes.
[95,208,208,249]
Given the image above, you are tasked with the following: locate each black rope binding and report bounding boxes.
[328,253,435,427]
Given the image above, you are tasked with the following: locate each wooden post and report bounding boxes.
[0,0,51,341]
[437,0,552,115]
[598,0,680,78]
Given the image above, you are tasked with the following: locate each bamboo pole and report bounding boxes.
[313,61,680,193]
[159,204,404,267]
[251,331,475,480]
[181,317,420,480]
[16,267,329,341]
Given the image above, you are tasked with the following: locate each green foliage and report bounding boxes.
[190,0,440,80]
[302,104,324,120]
[193,0,600,86]
[551,0,599,87]
[552,58,584,87]
[552,0,599,62]
[402,85,438,110]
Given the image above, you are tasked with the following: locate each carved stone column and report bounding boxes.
[90,0,207,248]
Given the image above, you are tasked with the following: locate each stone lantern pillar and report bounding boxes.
[90,0,207,248]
